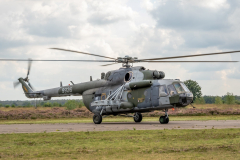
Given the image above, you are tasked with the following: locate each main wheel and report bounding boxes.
[134,112,142,123]
[159,116,169,124]
[165,117,169,124]
[93,113,102,124]
[159,116,165,124]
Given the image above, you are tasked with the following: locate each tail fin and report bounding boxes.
[18,78,34,94]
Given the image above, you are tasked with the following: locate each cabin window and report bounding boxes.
[168,84,177,96]
[159,85,168,97]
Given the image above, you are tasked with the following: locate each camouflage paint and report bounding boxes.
[17,66,193,115]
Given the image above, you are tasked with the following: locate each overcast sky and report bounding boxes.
[0,0,240,100]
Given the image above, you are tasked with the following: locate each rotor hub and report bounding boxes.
[115,56,139,67]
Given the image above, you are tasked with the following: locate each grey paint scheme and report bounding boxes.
[18,66,193,115]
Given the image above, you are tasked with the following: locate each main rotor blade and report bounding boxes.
[50,48,116,60]
[100,63,118,66]
[0,59,115,62]
[140,50,240,61]
[142,61,239,63]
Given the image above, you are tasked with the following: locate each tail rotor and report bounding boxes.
[13,81,20,88]
[13,59,35,91]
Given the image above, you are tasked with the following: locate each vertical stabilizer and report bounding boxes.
[18,78,33,94]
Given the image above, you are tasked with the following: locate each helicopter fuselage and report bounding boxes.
[20,66,193,115]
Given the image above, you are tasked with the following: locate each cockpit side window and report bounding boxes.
[159,85,168,97]
[173,83,185,93]
[168,84,177,96]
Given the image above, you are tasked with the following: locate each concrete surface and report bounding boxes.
[0,120,240,133]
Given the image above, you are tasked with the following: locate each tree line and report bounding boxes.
[0,99,84,109]
[194,93,239,104]
[184,80,239,105]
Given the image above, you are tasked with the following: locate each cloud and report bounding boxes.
[0,0,240,100]
[151,0,230,30]
[21,2,84,38]
[87,1,136,25]
[130,24,184,57]
[149,0,240,49]
[143,0,240,79]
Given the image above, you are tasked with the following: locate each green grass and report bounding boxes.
[0,115,240,124]
[0,129,240,159]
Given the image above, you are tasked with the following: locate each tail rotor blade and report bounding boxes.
[13,81,20,89]
[27,59,32,77]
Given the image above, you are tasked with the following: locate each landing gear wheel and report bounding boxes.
[159,116,165,124]
[159,116,169,124]
[134,112,142,123]
[165,117,169,124]
[93,113,102,124]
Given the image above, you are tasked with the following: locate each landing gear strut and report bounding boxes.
[134,112,142,123]
[159,109,169,124]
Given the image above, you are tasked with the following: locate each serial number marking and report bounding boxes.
[62,87,72,94]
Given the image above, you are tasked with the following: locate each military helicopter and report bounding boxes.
[1,49,239,124]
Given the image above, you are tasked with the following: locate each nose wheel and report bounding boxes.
[159,109,169,124]
[159,116,169,124]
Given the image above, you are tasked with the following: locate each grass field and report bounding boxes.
[0,115,239,124]
[0,129,239,159]
[1,105,240,159]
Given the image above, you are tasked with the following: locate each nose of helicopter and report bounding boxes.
[179,92,193,106]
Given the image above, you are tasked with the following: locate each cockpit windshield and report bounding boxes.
[180,83,190,92]
[173,83,185,93]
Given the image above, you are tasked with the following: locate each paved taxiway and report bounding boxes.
[0,120,240,133]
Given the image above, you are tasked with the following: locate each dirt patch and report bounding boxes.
[145,108,240,117]
[0,107,92,120]
[0,107,240,120]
